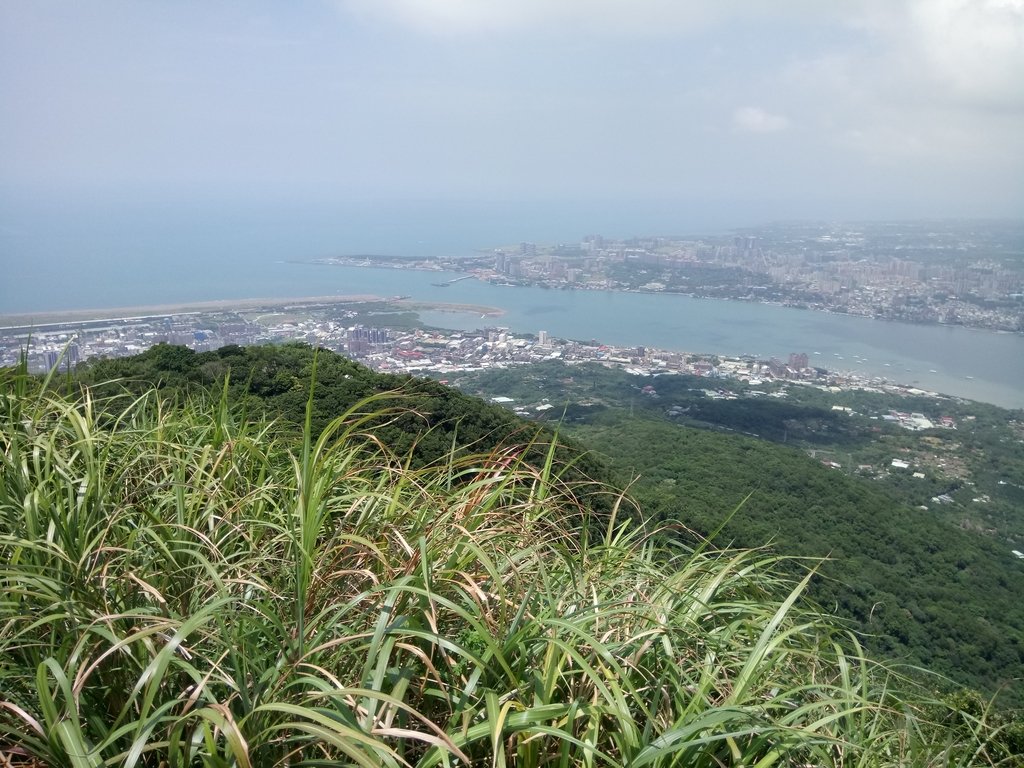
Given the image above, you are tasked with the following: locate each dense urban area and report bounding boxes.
[4,221,1024,751]
[4,221,1022,411]
[319,219,1024,332]
[0,294,968,414]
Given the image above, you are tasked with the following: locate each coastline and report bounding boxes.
[394,299,505,317]
[2,290,1020,410]
[503,282,1024,337]
[0,295,505,329]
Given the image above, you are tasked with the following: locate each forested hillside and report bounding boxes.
[77,342,544,466]
[4,346,1023,764]
[77,343,614,507]
[450,361,1024,706]
[575,415,1024,697]
[70,346,1024,704]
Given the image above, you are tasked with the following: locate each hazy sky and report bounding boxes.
[2,0,1022,220]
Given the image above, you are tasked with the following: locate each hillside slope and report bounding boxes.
[451,361,1024,705]
[6,355,1020,763]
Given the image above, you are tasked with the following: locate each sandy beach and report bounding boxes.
[0,295,505,329]
[393,299,505,317]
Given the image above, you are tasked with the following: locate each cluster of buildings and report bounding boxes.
[882,410,958,431]
[1,298,951,412]
[473,223,1024,333]
[305,222,1024,334]
[0,311,267,373]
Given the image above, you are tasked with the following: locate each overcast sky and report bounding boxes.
[1,0,1022,221]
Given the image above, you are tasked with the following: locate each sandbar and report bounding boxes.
[0,295,505,329]
[394,299,505,317]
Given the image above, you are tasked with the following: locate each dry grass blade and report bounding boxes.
[0,362,1017,766]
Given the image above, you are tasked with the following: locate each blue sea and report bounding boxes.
[2,195,1022,408]
[0,194,745,312]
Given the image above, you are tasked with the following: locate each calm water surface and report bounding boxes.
[1,199,1021,408]
[416,277,1024,410]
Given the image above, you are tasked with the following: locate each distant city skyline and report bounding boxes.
[1,1,1022,222]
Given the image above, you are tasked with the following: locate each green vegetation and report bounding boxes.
[76,343,607,482]
[3,348,1022,763]
[449,362,1024,706]
[239,299,425,333]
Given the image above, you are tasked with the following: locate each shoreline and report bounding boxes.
[0,295,505,329]
[3,280,1017,337]
[1,294,1019,410]
[488,281,1024,337]
[394,299,505,317]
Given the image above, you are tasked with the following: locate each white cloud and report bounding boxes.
[342,0,520,34]
[339,0,852,36]
[3,1,1020,214]
[771,1,1024,171]
[908,0,1024,109]
[733,106,790,133]
[852,0,1024,109]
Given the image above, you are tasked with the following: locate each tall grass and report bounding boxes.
[0,362,1017,765]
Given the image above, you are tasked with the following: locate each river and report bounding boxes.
[2,226,1021,408]
[322,264,1023,409]
[413,276,1024,411]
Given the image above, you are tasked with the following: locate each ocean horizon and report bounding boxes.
[0,195,761,314]
[2,197,1022,409]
